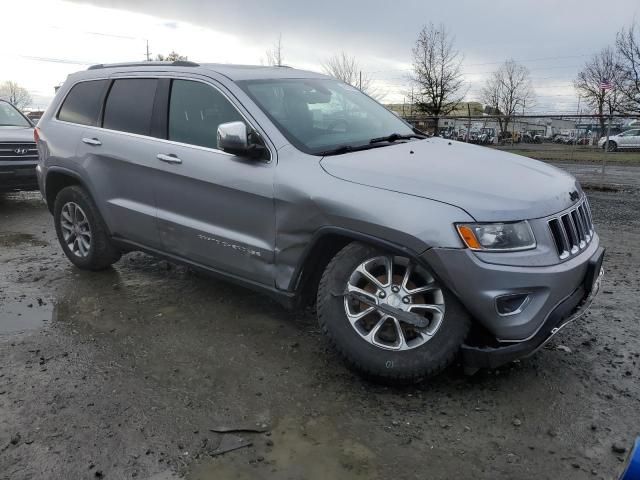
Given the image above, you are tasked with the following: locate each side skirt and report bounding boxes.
[111,237,298,310]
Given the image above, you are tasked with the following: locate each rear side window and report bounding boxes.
[57,80,108,126]
[103,79,158,136]
[168,79,244,149]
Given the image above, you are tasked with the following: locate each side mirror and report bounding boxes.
[217,121,249,154]
[217,121,267,159]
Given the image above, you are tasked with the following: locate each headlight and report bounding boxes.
[456,221,536,252]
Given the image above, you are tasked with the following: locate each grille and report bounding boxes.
[548,197,595,260]
[0,142,38,161]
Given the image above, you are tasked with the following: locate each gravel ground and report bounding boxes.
[1,188,639,480]
[551,162,640,190]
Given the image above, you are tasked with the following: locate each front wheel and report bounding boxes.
[317,242,470,383]
[605,140,617,152]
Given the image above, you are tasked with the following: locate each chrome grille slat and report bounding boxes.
[548,197,595,260]
[0,142,38,161]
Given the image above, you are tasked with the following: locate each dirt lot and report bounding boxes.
[1,185,639,480]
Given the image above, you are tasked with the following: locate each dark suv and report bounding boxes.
[0,100,38,193]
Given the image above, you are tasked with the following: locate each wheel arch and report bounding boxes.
[44,167,85,214]
[289,226,427,308]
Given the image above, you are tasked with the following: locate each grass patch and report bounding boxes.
[491,146,640,165]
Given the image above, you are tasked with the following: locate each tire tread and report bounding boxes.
[317,242,469,384]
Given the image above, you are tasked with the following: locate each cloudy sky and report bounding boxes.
[2,0,638,111]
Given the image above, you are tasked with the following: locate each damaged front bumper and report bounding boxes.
[460,247,605,370]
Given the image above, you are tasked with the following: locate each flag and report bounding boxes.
[599,79,613,91]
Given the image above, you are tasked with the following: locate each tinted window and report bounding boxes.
[103,79,158,136]
[58,80,108,126]
[169,80,244,149]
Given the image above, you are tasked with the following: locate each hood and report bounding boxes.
[0,126,35,143]
[320,137,581,222]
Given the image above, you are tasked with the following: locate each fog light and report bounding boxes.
[496,294,530,316]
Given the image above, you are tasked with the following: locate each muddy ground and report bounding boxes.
[1,187,639,480]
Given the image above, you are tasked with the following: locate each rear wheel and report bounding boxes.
[317,242,470,383]
[54,186,121,270]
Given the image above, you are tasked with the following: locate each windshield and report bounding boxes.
[0,101,31,127]
[238,78,415,155]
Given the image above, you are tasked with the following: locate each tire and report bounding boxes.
[605,140,617,152]
[53,185,121,270]
[317,242,470,383]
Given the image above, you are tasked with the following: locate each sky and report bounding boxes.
[1,0,638,112]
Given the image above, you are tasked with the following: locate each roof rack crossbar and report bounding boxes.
[88,60,199,70]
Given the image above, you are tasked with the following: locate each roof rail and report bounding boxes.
[87,60,199,70]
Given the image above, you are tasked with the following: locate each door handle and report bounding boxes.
[82,137,101,146]
[156,153,182,164]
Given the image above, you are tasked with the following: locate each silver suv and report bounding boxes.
[36,62,604,382]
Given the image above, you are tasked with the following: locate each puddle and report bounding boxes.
[0,232,48,247]
[0,299,53,333]
[190,416,378,480]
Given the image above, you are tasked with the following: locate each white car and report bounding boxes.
[598,129,640,151]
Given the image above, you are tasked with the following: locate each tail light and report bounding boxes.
[34,127,40,144]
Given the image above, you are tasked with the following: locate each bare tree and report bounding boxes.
[574,47,627,132]
[616,22,640,113]
[481,59,533,137]
[410,23,465,130]
[155,51,188,62]
[265,34,284,67]
[0,81,32,110]
[321,51,383,99]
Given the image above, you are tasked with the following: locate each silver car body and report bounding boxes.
[36,63,602,363]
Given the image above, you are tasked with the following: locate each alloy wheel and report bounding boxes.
[60,202,92,258]
[343,256,445,351]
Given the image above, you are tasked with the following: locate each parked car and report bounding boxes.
[35,62,604,382]
[498,131,521,144]
[522,132,542,144]
[0,100,39,193]
[598,129,640,151]
[477,127,496,145]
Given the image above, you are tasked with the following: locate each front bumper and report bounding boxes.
[461,248,604,369]
[424,236,601,341]
[0,164,39,192]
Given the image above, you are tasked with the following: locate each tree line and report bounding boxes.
[574,24,640,131]
[3,24,639,121]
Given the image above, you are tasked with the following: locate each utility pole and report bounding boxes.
[145,40,151,61]
[410,87,414,116]
[467,103,471,143]
[601,90,612,184]
[359,71,362,91]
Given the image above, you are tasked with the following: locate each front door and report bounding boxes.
[153,78,276,286]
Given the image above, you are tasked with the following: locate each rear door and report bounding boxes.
[152,77,276,286]
[75,77,165,248]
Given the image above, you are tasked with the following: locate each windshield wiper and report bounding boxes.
[318,133,427,156]
[369,133,426,144]
[317,144,381,156]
